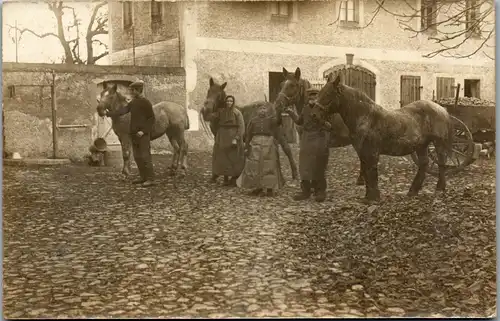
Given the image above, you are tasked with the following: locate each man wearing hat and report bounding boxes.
[284,88,332,202]
[106,80,156,187]
[87,138,109,166]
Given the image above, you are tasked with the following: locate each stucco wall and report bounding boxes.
[190,49,495,111]
[1,62,206,161]
[194,0,494,58]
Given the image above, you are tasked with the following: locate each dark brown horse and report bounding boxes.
[311,74,454,202]
[201,77,299,180]
[96,82,190,177]
[273,67,365,186]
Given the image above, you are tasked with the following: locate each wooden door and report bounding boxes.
[400,75,422,107]
[325,65,376,101]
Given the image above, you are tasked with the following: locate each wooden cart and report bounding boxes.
[411,84,496,176]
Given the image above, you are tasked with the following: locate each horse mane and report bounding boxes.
[297,78,311,112]
[340,84,384,112]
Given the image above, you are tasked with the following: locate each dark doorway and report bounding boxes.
[269,71,284,103]
[464,79,481,98]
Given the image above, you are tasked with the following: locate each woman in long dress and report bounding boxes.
[240,103,284,196]
[205,95,246,187]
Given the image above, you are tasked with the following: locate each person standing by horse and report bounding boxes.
[240,103,284,196]
[284,88,331,202]
[205,95,245,186]
[105,81,156,187]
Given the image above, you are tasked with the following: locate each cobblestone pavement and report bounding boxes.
[3,147,496,318]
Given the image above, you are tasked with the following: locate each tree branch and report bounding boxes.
[7,24,58,41]
[332,0,495,60]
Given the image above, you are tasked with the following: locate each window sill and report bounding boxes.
[339,21,361,29]
[151,21,163,33]
[271,15,290,23]
[420,28,438,37]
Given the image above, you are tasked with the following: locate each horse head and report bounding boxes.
[311,73,343,121]
[202,77,227,121]
[96,82,128,117]
[274,67,309,115]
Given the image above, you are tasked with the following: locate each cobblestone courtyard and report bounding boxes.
[3,147,496,318]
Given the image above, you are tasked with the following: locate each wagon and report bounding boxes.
[410,84,496,177]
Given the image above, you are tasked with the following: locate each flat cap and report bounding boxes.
[129,80,145,89]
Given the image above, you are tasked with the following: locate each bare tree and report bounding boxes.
[8,1,108,64]
[332,0,494,60]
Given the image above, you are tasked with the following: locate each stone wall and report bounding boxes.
[2,62,212,161]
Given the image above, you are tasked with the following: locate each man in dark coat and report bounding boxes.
[106,81,156,187]
[285,88,331,202]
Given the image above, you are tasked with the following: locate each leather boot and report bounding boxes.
[293,180,311,200]
[314,178,327,202]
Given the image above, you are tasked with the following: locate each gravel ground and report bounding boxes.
[3,146,496,318]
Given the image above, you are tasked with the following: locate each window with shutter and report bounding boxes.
[123,1,133,30]
[436,77,456,100]
[270,2,291,20]
[400,76,422,107]
[151,0,163,25]
[465,0,481,37]
[420,0,437,33]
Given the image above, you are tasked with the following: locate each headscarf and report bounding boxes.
[225,95,235,108]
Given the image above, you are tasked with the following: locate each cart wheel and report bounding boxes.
[411,116,475,177]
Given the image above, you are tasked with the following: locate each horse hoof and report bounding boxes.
[356,178,365,186]
[361,197,379,205]
[434,189,445,196]
[407,191,418,197]
[178,170,186,178]
[167,170,176,177]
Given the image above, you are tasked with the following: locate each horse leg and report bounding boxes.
[119,135,132,176]
[408,145,429,197]
[177,129,188,177]
[433,140,447,193]
[362,154,381,202]
[167,132,181,177]
[356,159,365,185]
[277,129,298,180]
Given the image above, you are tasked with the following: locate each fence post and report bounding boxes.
[51,71,58,159]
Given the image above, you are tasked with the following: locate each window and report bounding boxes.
[339,0,359,23]
[151,0,163,26]
[400,76,422,107]
[270,2,291,18]
[464,79,481,98]
[436,77,456,100]
[465,0,481,37]
[8,85,15,98]
[421,0,437,33]
[123,1,133,30]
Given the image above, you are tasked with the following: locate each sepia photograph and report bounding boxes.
[1,0,496,318]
